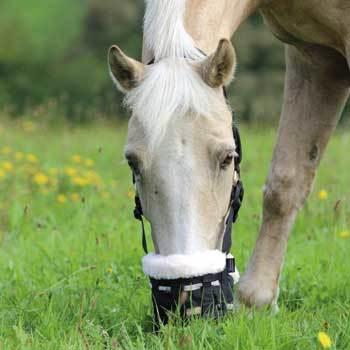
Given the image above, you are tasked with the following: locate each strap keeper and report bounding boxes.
[226,254,235,273]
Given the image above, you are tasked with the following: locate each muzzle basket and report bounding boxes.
[150,255,237,329]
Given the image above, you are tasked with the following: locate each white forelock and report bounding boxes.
[124,58,227,152]
[144,0,204,61]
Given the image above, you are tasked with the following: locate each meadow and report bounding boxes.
[0,117,349,349]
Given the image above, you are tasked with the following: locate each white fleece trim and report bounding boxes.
[142,250,226,279]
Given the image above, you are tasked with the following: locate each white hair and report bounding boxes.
[143,0,204,61]
[124,0,228,151]
[124,58,227,151]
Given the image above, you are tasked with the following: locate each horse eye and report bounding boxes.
[220,152,234,170]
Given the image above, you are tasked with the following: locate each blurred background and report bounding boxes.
[0,0,348,124]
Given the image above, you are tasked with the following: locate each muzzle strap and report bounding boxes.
[133,191,148,254]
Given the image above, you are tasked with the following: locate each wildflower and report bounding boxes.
[1,146,12,155]
[15,152,24,161]
[107,267,113,273]
[57,194,67,204]
[318,189,328,200]
[70,193,80,202]
[27,153,38,163]
[85,158,94,167]
[127,190,135,199]
[71,176,89,186]
[2,161,13,172]
[318,332,331,348]
[64,167,77,177]
[338,230,350,239]
[33,172,49,185]
[71,154,82,163]
[85,171,101,185]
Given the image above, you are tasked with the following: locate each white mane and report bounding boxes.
[125,0,227,151]
[143,0,204,61]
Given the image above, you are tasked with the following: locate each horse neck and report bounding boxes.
[142,0,261,62]
[185,0,261,53]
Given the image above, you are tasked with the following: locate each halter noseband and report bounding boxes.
[131,55,244,329]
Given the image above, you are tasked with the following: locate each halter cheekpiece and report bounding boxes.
[131,54,244,329]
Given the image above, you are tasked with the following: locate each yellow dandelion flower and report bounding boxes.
[71,154,82,163]
[85,170,102,185]
[338,230,350,239]
[1,146,12,155]
[318,332,331,349]
[27,153,38,163]
[107,267,113,273]
[0,169,5,179]
[22,121,35,132]
[57,194,67,204]
[15,152,24,161]
[33,172,49,185]
[2,161,13,172]
[127,190,135,199]
[318,189,328,200]
[71,176,89,187]
[64,167,77,177]
[85,158,94,167]
[70,193,80,202]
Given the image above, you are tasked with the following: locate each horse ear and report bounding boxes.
[200,39,236,88]
[108,45,144,93]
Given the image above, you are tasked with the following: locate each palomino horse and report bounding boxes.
[108,0,350,312]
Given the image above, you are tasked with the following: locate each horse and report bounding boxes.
[108,0,350,312]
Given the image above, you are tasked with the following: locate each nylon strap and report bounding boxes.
[132,174,148,254]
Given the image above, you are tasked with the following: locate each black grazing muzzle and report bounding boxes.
[132,111,244,329]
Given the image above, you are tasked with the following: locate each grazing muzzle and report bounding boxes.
[132,111,244,329]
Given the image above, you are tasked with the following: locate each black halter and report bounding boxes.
[133,97,243,251]
[131,56,244,329]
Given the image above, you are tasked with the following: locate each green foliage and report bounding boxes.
[232,15,285,123]
[0,3,348,122]
[0,119,350,348]
[0,0,83,63]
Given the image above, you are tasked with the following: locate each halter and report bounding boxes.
[131,55,244,329]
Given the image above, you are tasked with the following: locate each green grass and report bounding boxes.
[0,119,349,349]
